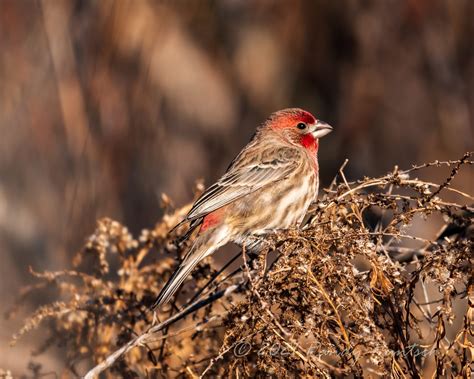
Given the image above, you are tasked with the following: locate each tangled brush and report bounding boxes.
[6,153,473,378]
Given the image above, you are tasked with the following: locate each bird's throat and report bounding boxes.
[300,134,318,153]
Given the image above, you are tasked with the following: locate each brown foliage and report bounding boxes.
[6,154,473,378]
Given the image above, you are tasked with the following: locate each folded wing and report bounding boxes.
[186,146,300,222]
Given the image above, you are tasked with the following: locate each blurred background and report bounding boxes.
[0,0,473,374]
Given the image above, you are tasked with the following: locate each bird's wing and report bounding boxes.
[185,146,300,221]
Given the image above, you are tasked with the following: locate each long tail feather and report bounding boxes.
[152,236,218,309]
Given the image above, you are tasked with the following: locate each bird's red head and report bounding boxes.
[264,108,333,152]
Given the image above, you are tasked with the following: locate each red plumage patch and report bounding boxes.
[296,110,316,125]
[301,133,318,152]
[270,109,317,130]
[200,210,223,232]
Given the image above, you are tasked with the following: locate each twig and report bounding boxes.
[83,285,240,378]
[425,152,472,202]
[187,250,241,305]
[307,268,351,350]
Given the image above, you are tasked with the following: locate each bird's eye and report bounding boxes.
[296,122,307,130]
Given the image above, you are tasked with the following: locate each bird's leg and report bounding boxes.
[241,236,277,277]
[243,234,274,255]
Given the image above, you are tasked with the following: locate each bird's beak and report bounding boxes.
[311,120,333,139]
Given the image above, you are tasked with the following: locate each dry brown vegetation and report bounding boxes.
[5,153,473,378]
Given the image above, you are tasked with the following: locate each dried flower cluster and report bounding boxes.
[6,154,473,378]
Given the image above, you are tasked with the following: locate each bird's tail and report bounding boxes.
[152,234,220,309]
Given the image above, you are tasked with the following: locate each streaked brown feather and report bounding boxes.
[184,137,301,222]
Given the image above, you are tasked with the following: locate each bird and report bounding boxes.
[152,108,333,308]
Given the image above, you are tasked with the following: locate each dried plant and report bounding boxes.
[6,153,473,378]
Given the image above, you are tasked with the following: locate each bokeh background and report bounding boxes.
[1,0,473,374]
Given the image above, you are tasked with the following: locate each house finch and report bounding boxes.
[153,108,332,308]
